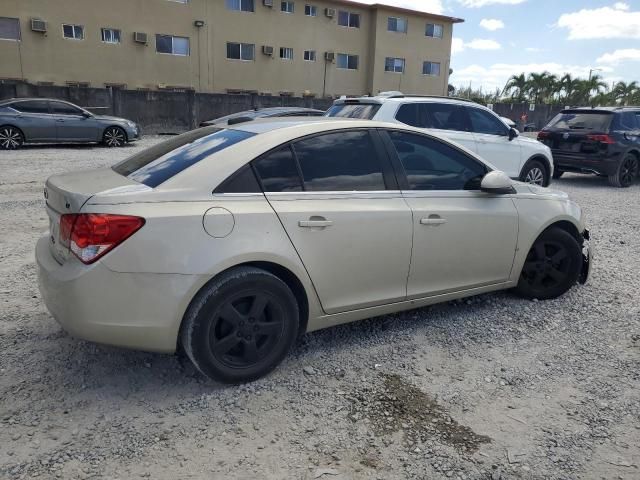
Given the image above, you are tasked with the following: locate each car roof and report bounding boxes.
[331,95,478,106]
[562,106,640,113]
[226,117,378,134]
[0,97,74,105]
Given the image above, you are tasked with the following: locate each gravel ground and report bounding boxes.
[1,138,639,480]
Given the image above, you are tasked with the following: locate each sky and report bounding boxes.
[359,0,640,93]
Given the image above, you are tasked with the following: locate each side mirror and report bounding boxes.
[508,127,519,141]
[81,111,92,118]
[481,171,515,195]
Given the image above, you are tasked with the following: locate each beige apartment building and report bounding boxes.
[0,0,462,97]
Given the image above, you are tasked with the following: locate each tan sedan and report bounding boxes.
[37,119,591,383]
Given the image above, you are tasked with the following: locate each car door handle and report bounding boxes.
[299,219,333,228]
[420,216,446,226]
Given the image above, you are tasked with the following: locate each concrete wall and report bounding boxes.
[0,0,460,97]
[0,82,333,133]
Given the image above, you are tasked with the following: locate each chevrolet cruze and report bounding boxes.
[36,119,591,383]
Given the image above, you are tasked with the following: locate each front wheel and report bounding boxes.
[520,160,549,186]
[0,126,24,150]
[103,126,126,147]
[181,267,299,384]
[516,227,582,300]
[608,154,638,188]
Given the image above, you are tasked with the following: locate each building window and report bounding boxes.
[156,34,190,55]
[101,28,121,44]
[227,42,255,60]
[0,17,21,41]
[305,4,317,16]
[226,0,255,12]
[303,50,316,61]
[423,61,441,76]
[281,1,294,13]
[62,24,84,40]
[338,11,360,28]
[387,16,407,33]
[280,47,294,60]
[336,53,358,70]
[426,23,443,38]
[384,57,405,73]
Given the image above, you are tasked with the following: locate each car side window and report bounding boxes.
[293,130,387,191]
[396,103,427,128]
[467,108,508,136]
[214,165,262,193]
[616,112,638,130]
[253,145,303,192]
[50,102,83,115]
[387,130,487,191]
[422,103,469,132]
[12,100,50,114]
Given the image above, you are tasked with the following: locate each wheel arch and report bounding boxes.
[521,154,552,184]
[0,124,26,142]
[103,125,128,142]
[177,261,310,350]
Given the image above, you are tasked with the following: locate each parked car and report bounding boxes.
[0,98,140,149]
[37,118,591,383]
[326,94,554,186]
[200,107,324,127]
[538,107,640,187]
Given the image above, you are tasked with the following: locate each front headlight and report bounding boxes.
[126,121,136,129]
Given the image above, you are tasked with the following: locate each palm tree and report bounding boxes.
[612,81,639,105]
[526,72,553,104]
[584,74,608,98]
[502,73,528,102]
[559,74,582,105]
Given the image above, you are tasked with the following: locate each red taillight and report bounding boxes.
[59,214,145,264]
[537,131,550,140]
[586,134,615,144]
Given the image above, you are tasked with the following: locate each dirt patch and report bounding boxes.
[349,373,491,453]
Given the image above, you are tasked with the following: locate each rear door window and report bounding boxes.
[253,146,303,192]
[293,130,387,191]
[50,101,83,115]
[325,103,381,119]
[422,103,469,131]
[547,111,613,131]
[614,112,638,130]
[12,100,50,114]
[113,127,256,187]
[395,103,427,128]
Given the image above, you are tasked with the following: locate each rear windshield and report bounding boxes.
[547,112,613,131]
[112,127,255,187]
[325,103,381,119]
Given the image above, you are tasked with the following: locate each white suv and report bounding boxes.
[326,94,554,186]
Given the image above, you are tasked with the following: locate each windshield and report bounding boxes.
[547,112,613,131]
[112,127,256,187]
[325,103,381,119]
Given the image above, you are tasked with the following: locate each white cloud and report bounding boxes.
[557,3,640,40]
[357,0,444,14]
[597,48,640,65]
[479,19,505,31]
[451,62,614,91]
[453,37,502,53]
[458,0,526,7]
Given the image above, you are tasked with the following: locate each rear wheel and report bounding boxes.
[520,160,548,186]
[608,154,638,188]
[103,126,126,147]
[0,126,24,150]
[181,267,299,384]
[516,228,582,300]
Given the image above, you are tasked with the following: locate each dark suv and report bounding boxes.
[538,107,640,187]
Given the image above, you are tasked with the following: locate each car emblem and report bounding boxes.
[562,133,570,140]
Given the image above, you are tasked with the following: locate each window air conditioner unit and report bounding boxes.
[133,32,148,44]
[325,8,336,18]
[263,0,273,6]
[324,51,335,62]
[262,45,274,56]
[31,18,47,32]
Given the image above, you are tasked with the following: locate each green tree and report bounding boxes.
[502,73,528,102]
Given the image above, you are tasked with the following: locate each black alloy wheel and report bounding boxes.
[0,126,24,150]
[103,126,126,147]
[609,154,638,188]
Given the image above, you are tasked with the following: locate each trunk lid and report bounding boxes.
[44,168,139,264]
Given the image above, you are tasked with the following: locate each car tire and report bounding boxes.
[0,125,24,150]
[181,266,299,384]
[552,169,564,180]
[520,159,549,186]
[515,227,582,300]
[103,126,127,147]
[608,154,638,188]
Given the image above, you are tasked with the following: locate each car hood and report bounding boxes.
[517,134,544,146]
[513,181,569,200]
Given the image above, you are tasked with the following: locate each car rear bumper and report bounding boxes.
[36,235,201,353]
[552,150,621,176]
